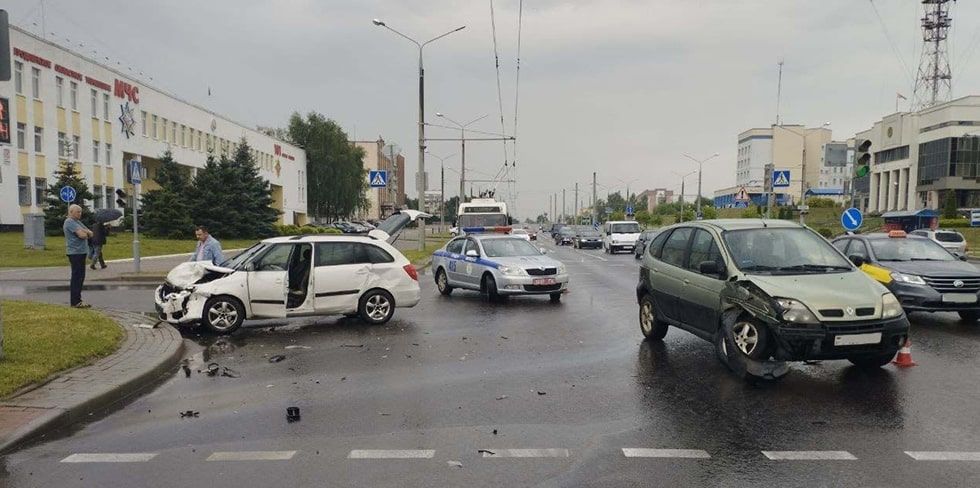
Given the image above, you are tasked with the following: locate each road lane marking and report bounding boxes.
[61,453,157,463]
[206,451,297,461]
[906,451,980,461]
[481,448,569,458]
[762,451,857,460]
[622,448,711,459]
[348,450,435,459]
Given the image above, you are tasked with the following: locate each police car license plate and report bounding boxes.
[834,332,882,346]
[532,278,557,285]
[942,293,977,303]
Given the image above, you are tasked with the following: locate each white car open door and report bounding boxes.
[246,243,292,318]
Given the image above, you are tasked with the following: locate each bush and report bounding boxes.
[741,207,758,218]
[650,215,663,226]
[817,227,834,239]
[276,224,301,236]
[806,197,838,208]
[938,218,971,228]
[320,227,342,234]
[299,225,319,234]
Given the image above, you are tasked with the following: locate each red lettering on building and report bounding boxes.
[13,48,52,68]
[273,144,295,161]
[113,79,140,103]
[54,64,83,81]
[85,76,111,92]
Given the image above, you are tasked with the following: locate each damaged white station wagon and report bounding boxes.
[154,210,429,334]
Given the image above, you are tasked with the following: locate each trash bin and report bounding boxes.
[23,213,45,250]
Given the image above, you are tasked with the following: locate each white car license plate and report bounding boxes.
[532,278,557,286]
[834,332,882,346]
[942,293,977,304]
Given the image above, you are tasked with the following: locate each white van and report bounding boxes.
[603,220,642,254]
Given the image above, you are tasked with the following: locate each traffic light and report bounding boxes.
[855,139,872,178]
[115,188,128,209]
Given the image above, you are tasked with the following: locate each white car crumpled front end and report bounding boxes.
[154,261,237,324]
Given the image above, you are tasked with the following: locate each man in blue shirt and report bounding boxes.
[63,204,93,308]
[191,225,224,265]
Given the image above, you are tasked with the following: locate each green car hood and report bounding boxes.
[744,270,889,315]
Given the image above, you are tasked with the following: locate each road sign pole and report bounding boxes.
[131,158,141,274]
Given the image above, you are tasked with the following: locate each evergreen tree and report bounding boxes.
[43,162,95,236]
[188,139,279,239]
[141,150,194,239]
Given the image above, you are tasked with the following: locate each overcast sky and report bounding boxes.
[6,0,980,218]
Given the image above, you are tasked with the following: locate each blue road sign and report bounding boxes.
[128,159,142,184]
[369,170,388,188]
[626,206,634,215]
[841,207,863,231]
[59,186,76,203]
[972,209,980,227]
[773,170,791,188]
[593,222,600,231]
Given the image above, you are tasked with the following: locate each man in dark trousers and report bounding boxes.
[89,222,109,270]
[63,204,93,308]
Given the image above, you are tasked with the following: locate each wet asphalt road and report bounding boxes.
[2,242,980,487]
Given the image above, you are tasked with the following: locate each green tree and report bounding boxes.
[943,190,958,219]
[141,150,194,238]
[188,139,279,239]
[701,206,718,219]
[43,162,95,236]
[287,112,368,220]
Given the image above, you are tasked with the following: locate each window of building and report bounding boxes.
[93,184,104,209]
[161,118,168,141]
[152,115,158,139]
[34,127,43,152]
[90,89,97,115]
[58,132,68,157]
[16,123,25,150]
[171,122,177,143]
[55,76,64,107]
[103,93,110,119]
[874,145,910,165]
[70,81,78,110]
[93,140,100,163]
[34,177,46,205]
[72,135,80,159]
[31,67,40,98]
[180,125,186,146]
[141,111,147,136]
[105,143,112,164]
[18,176,31,206]
[105,186,115,209]
[14,61,23,94]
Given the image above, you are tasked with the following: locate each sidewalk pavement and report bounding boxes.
[0,310,184,454]
[0,250,244,283]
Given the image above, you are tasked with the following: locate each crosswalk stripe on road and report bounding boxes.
[206,451,297,461]
[481,448,570,458]
[348,449,436,459]
[762,451,857,460]
[622,448,711,459]
[60,453,158,463]
[905,451,980,461]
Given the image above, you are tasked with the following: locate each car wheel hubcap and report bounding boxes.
[438,272,447,290]
[366,295,390,320]
[733,322,758,355]
[208,302,238,330]
[640,301,653,334]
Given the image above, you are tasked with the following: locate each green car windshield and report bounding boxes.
[723,228,852,274]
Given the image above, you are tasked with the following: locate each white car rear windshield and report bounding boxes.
[936,232,965,243]
[610,223,640,233]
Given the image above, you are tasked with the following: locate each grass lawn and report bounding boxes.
[0,300,123,398]
[0,231,258,267]
[402,241,447,265]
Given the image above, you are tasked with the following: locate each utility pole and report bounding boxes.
[574,182,579,224]
[592,172,597,226]
[562,188,566,224]
[440,163,445,231]
[679,178,685,223]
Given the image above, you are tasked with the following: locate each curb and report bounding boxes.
[0,310,184,454]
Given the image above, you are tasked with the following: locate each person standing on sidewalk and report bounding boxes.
[89,222,109,270]
[190,225,224,265]
[64,204,93,308]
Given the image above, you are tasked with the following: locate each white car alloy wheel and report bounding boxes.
[732,321,759,356]
[203,297,244,334]
[364,293,391,321]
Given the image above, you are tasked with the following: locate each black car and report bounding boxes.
[573,228,603,249]
[634,229,661,259]
[549,223,567,239]
[832,231,980,322]
[554,227,576,246]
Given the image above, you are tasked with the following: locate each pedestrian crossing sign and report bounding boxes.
[773,170,791,188]
[734,187,750,202]
[369,170,388,188]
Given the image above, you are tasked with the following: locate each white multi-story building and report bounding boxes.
[0,26,308,228]
[736,128,772,188]
[728,125,832,205]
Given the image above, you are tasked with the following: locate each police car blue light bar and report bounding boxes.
[461,226,512,234]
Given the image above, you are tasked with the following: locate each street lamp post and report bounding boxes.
[425,151,456,232]
[373,19,465,251]
[683,152,719,219]
[673,171,696,223]
[436,112,487,204]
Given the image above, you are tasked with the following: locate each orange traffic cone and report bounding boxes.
[891,338,917,367]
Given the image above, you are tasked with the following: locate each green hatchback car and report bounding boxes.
[636,219,911,380]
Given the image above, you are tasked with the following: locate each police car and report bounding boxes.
[431,228,570,302]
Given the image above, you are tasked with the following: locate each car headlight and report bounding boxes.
[882,292,904,319]
[890,272,926,285]
[557,263,567,274]
[498,266,525,276]
[776,298,820,324]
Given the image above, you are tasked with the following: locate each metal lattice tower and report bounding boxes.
[912,0,955,109]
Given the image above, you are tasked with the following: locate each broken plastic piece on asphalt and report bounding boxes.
[341,344,364,348]
[379,412,391,416]
[478,449,495,455]
[500,336,509,340]
[285,345,311,350]
[179,410,199,418]
[220,367,240,378]
[206,363,220,377]
[181,363,191,378]
[268,355,286,363]
[496,395,508,400]
[537,391,547,395]
[493,429,498,435]
[447,460,463,468]
[286,406,301,423]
